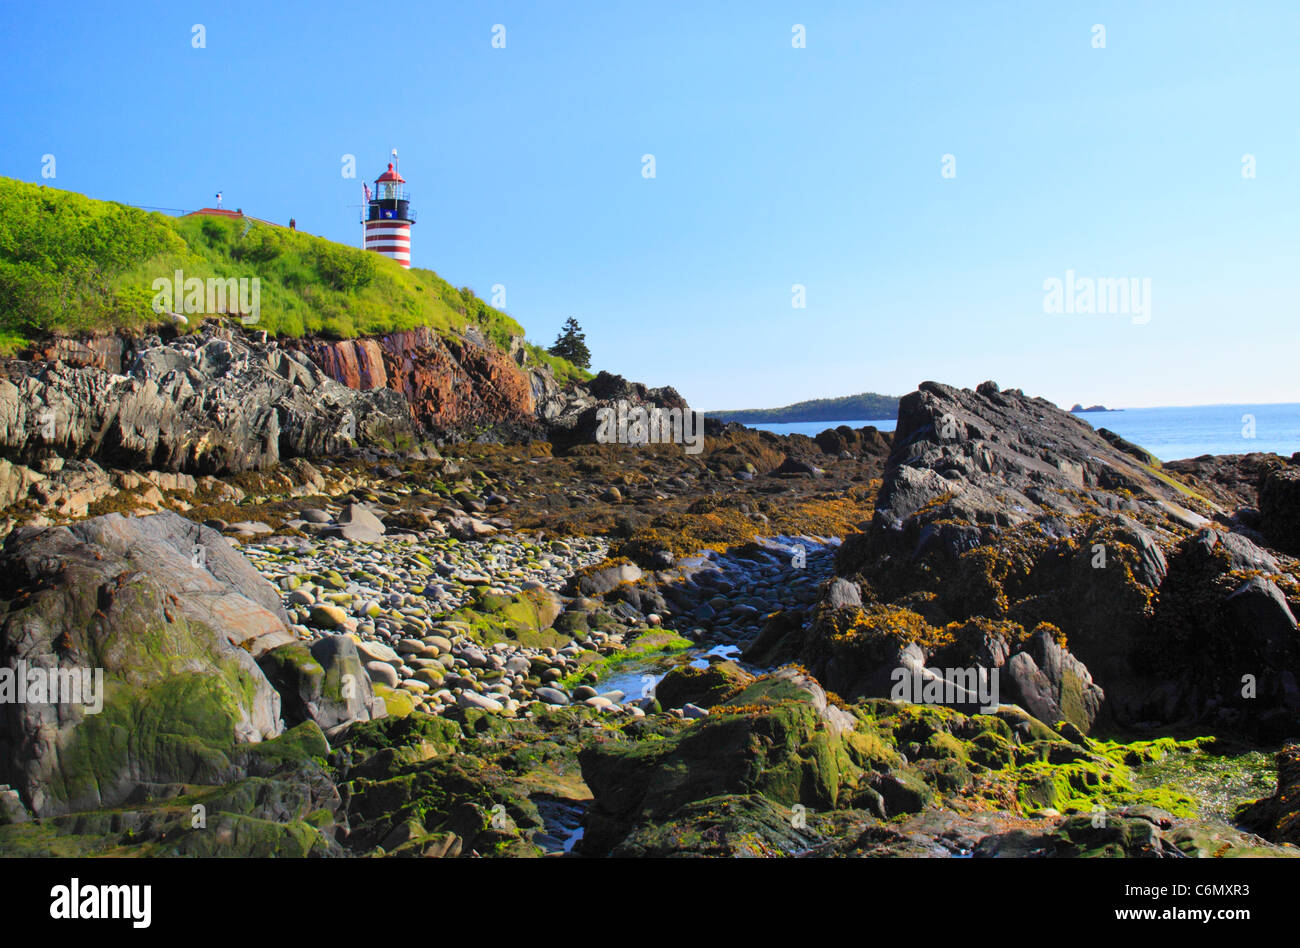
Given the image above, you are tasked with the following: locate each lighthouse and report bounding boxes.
[363,150,416,268]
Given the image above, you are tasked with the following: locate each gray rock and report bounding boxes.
[460,646,489,669]
[0,786,31,824]
[229,521,273,536]
[457,691,503,712]
[323,503,386,542]
[338,503,386,534]
[364,660,400,688]
[0,328,415,475]
[571,561,643,597]
[871,380,1207,549]
[826,577,863,610]
[354,639,402,668]
[259,635,385,733]
[0,511,290,818]
[1003,628,1104,734]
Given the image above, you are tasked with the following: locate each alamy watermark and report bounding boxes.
[594,400,705,454]
[1043,269,1150,325]
[890,665,999,714]
[0,662,104,714]
[151,269,260,325]
[50,878,150,928]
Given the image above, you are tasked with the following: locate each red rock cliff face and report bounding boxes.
[308,337,388,390]
[295,327,534,429]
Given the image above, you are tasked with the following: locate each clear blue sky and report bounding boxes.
[2,1,1298,411]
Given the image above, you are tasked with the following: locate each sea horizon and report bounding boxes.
[747,401,1300,463]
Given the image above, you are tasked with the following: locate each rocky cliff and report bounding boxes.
[0,319,699,486]
[297,329,695,455]
[0,327,414,475]
[293,326,538,433]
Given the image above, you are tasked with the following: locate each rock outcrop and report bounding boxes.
[0,323,697,477]
[539,371,691,452]
[812,380,1300,732]
[294,325,539,435]
[1162,452,1289,513]
[871,380,1208,540]
[0,327,415,475]
[0,511,293,817]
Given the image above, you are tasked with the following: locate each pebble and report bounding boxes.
[242,505,835,722]
[365,661,400,688]
[457,691,504,712]
[309,604,349,630]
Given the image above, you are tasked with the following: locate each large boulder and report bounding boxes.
[1002,627,1105,733]
[579,675,867,856]
[566,560,642,597]
[258,636,386,736]
[0,511,293,817]
[654,660,754,710]
[449,585,567,648]
[324,502,387,542]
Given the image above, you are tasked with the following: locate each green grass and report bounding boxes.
[0,176,589,384]
[523,341,594,386]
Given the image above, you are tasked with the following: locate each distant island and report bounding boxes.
[707,391,897,425]
[1070,404,1121,413]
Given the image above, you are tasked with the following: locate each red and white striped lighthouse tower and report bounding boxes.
[363,149,416,268]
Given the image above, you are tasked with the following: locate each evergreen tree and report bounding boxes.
[548,317,591,368]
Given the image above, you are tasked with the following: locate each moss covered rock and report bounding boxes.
[0,512,292,817]
[448,585,567,648]
[257,636,386,735]
[654,660,754,710]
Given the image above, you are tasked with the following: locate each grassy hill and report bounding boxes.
[0,177,591,384]
[707,391,898,425]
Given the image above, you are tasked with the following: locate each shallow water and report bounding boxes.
[533,798,588,856]
[585,536,832,701]
[1130,746,1278,826]
[591,647,739,704]
[752,418,896,438]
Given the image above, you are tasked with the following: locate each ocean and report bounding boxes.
[750,403,1300,463]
